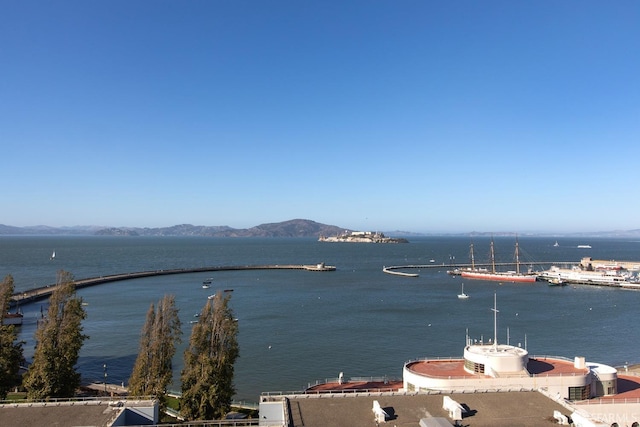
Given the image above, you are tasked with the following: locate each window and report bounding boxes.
[568,385,590,401]
[464,359,485,374]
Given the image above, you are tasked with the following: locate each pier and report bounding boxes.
[383,261,577,277]
[382,266,420,277]
[11,263,336,305]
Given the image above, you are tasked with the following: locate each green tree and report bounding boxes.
[128,303,155,396]
[180,291,239,420]
[23,270,88,399]
[0,275,24,399]
[128,295,181,408]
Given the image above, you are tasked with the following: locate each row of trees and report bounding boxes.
[23,271,88,399]
[0,271,240,421]
[0,275,24,399]
[0,271,88,400]
[127,291,239,420]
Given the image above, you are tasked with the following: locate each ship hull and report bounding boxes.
[461,271,537,283]
[2,313,23,326]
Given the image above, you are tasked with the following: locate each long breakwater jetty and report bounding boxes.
[11,263,336,305]
[383,261,575,278]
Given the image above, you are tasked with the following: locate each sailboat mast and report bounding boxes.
[490,239,496,273]
[491,292,499,350]
[470,242,475,270]
[515,237,521,275]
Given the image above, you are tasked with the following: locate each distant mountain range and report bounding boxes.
[0,220,639,238]
[0,219,349,238]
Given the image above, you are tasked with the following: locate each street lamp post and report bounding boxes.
[103,364,107,394]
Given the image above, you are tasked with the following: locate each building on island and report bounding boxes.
[318,230,408,243]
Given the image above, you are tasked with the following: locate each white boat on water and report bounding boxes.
[540,265,633,286]
[547,277,565,286]
[457,283,469,299]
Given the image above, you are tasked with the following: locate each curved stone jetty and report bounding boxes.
[11,263,336,305]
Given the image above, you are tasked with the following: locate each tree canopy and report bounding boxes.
[180,291,239,420]
[0,275,24,399]
[23,270,88,399]
[128,294,182,408]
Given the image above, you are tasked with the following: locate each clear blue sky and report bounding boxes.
[2,1,638,233]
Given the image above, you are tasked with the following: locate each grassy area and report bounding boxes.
[166,394,180,411]
[164,395,258,419]
[5,392,27,401]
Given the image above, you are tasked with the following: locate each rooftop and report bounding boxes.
[405,356,588,379]
[0,397,157,427]
[285,390,570,427]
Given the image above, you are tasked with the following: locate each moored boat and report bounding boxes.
[461,270,537,283]
[457,283,469,299]
[2,311,23,326]
[459,238,537,283]
[539,265,634,286]
[547,277,566,286]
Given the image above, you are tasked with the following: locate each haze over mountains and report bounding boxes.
[0,219,639,238]
[0,219,345,237]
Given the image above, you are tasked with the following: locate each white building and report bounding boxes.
[403,295,617,400]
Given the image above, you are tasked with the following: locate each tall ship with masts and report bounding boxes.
[459,238,538,283]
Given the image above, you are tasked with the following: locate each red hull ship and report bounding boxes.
[460,237,537,283]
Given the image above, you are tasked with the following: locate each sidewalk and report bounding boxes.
[84,382,128,395]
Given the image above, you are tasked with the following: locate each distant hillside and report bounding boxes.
[94,219,349,238]
[0,224,105,235]
[461,230,640,238]
[0,219,349,238]
[97,219,350,237]
[2,221,640,238]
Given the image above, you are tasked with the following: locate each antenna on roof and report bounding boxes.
[491,291,499,350]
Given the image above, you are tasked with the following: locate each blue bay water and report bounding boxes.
[2,235,640,402]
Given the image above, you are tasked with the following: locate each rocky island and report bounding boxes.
[318,231,408,243]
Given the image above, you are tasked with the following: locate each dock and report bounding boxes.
[383,261,582,278]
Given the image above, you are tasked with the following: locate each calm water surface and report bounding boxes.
[2,235,640,402]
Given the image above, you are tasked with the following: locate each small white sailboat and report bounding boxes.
[458,283,469,299]
[50,250,56,260]
[553,241,559,247]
